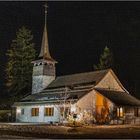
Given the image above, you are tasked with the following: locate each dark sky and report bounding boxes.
[0,1,140,98]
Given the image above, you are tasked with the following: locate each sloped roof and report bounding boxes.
[95,88,140,106]
[38,24,56,62]
[22,86,93,102]
[19,69,109,104]
[47,69,109,89]
[13,85,92,106]
[16,69,140,107]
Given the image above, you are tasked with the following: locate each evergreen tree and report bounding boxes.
[6,26,36,99]
[94,46,113,70]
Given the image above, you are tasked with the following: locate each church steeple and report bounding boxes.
[32,3,57,94]
[38,3,56,62]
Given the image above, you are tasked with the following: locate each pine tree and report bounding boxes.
[94,46,113,70]
[6,26,36,99]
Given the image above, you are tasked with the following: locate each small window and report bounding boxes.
[117,107,124,117]
[21,109,24,115]
[44,107,54,116]
[134,108,139,117]
[31,108,39,116]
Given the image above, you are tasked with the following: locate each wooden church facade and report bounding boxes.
[13,4,140,125]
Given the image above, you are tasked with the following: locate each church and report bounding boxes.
[13,4,140,125]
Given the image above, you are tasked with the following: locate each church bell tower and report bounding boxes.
[32,4,57,94]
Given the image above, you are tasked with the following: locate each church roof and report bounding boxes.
[18,69,108,103]
[38,4,56,62]
[16,86,140,107]
[95,88,140,106]
[19,85,93,104]
[47,69,109,89]
[15,69,140,107]
[38,25,55,62]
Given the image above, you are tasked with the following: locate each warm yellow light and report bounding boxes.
[120,107,123,117]
[117,108,120,117]
[96,93,103,106]
[117,107,123,117]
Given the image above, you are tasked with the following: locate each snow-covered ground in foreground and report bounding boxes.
[0,123,139,139]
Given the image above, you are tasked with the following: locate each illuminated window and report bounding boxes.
[31,108,39,116]
[44,107,54,116]
[134,108,139,117]
[21,109,24,115]
[117,107,124,117]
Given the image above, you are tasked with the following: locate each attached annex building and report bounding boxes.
[14,6,140,125]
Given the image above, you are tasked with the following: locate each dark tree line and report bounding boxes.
[6,26,36,101]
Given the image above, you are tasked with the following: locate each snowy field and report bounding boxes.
[0,123,139,139]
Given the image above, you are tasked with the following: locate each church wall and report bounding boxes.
[32,75,55,94]
[124,107,140,124]
[95,91,114,123]
[16,104,60,123]
[33,64,43,76]
[75,90,96,122]
[95,71,125,92]
[75,89,114,123]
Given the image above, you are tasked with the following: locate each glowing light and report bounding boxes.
[17,108,21,114]
[117,107,123,117]
[117,108,120,117]
[77,113,82,120]
[120,107,123,117]
[71,104,76,112]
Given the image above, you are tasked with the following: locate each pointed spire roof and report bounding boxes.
[38,3,56,62]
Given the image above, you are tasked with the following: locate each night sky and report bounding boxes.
[0,1,140,98]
